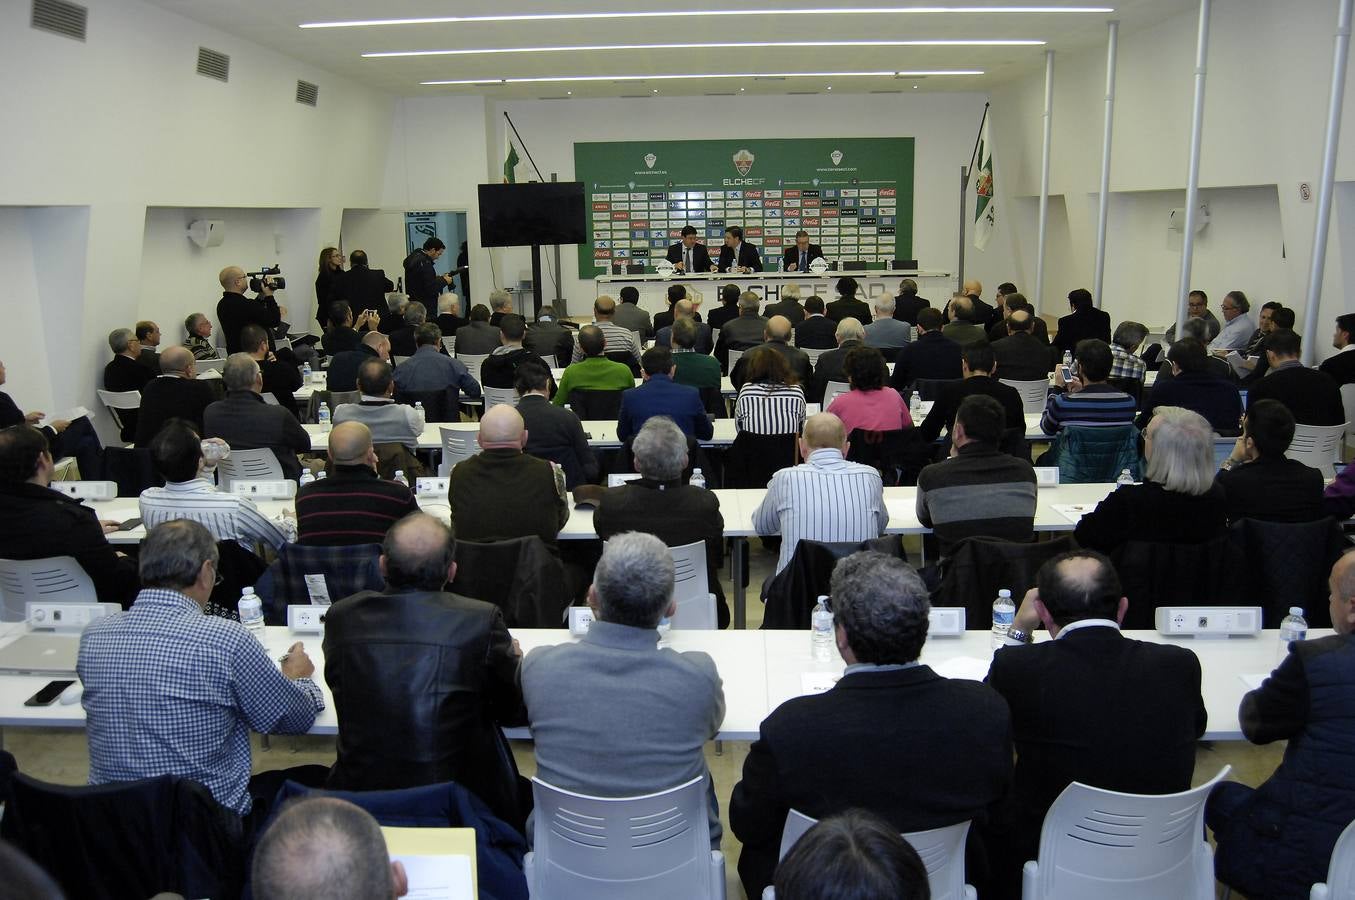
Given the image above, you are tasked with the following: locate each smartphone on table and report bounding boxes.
[25,680,75,707]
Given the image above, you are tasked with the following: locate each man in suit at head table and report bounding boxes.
[665,224,715,275]
[717,225,764,274]
[782,230,824,273]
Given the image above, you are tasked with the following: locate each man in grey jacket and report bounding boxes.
[521,532,726,844]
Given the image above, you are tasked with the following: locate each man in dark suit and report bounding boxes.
[524,305,575,367]
[515,359,596,486]
[826,277,872,325]
[717,225,763,274]
[731,550,1013,898]
[1052,288,1112,358]
[986,549,1206,896]
[1217,399,1326,523]
[655,299,714,356]
[782,230,824,272]
[240,325,303,420]
[893,279,931,325]
[617,347,713,442]
[203,353,312,481]
[1248,329,1345,426]
[763,287,807,326]
[793,296,838,350]
[890,307,963,391]
[714,292,770,373]
[807,318,864,404]
[960,279,999,330]
[987,293,1050,343]
[479,315,537,390]
[707,284,743,334]
[991,310,1053,381]
[323,512,525,826]
[321,302,379,357]
[653,284,696,334]
[104,327,155,441]
[451,305,502,357]
[433,294,468,340]
[665,225,715,274]
[731,316,812,390]
[387,302,428,359]
[134,347,217,446]
[328,331,389,394]
[917,343,1025,444]
[1137,338,1242,434]
[335,250,394,316]
[1320,313,1355,386]
[941,296,990,347]
[134,321,162,373]
[216,265,282,355]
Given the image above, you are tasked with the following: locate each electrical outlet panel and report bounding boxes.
[415,477,450,498]
[27,602,121,632]
[928,607,966,636]
[51,481,118,501]
[228,480,297,499]
[1034,467,1060,487]
[1155,606,1262,638]
[568,606,594,636]
[287,605,326,634]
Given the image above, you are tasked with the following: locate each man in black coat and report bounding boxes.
[665,226,715,274]
[1217,399,1326,523]
[730,550,1012,898]
[917,343,1025,444]
[731,316,812,390]
[716,226,763,273]
[781,230,824,273]
[335,250,394,317]
[241,325,303,420]
[104,327,155,441]
[402,237,454,307]
[524,306,576,368]
[1248,329,1345,426]
[763,288,807,326]
[514,359,595,486]
[203,354,312,481]
[134,347,218,446]
[1320,313,1355,386]
[991,310,1053,382]
[890,307,963,391]
[1052,288,1111,358]
[893,279,931,325]
[987,293,1050,344]
[328,332,389,394]
[215,266,282,355]
[985,549,1206,897]
[792,296,837,350]
[825,277,872,325]
[807,318,864,404]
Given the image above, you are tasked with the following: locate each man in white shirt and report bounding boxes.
[333,359,425,449]
[569,296,643,364]
[1209,291,1258,354]
[752,412,888,577]
[139,420,295,550]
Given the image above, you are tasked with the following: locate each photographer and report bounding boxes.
[402,237,454,307]
[216,265,283,354]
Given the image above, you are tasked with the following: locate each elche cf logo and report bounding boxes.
[643,153,657,169]
[732,149,756,176]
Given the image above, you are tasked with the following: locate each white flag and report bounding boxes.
[974,116,997,250]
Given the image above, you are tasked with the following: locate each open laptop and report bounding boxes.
[0,633,81,676]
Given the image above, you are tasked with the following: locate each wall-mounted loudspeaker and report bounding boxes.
[1168,203,1210,234]
[187,219,225,249]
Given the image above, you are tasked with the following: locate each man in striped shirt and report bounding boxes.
[752,413,888,577]
[569,296,642,364]
[1039,339,1137,435]
[295,422,420,546]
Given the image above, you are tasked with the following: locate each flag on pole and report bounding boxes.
[503,132,521,184]
[974,115,997,250]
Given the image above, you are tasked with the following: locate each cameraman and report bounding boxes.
[216,265,282,354]
[402,237,454,307]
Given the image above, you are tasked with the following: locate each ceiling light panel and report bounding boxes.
[365,39,1045,59]
[421,70,981,86]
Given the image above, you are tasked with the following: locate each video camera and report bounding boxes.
[247,265,286,293]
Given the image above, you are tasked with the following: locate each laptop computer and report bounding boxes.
[0,633,81,675]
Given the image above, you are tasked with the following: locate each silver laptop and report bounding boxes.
[0,633,81,675]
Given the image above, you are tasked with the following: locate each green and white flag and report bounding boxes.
[974,115,996,250]
[503,133,521,184]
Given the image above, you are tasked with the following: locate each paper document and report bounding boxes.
[382,827,476,900]
[932,656,992,682]
[1051,504,1095,523]
[1225,350,1256,378]
[1239,673,1268,691]
[40,407,90,426]
[801,672,840,695]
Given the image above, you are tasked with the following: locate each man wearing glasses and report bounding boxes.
[216,265,284,355]
[1209,291,1258,355]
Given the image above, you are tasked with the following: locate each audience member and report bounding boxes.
[252,797,408,900]
[730,549,1011,897]
[918,343,1024,444]
[570,297,642,364]
[991,308,1052,381]
[764,282,807,325]
[1108,320,1149,382]
[612,285,653,338]
[448,405,568,546]
[731,315,812,388]
[433,292,467,339]
[133,346,215,446]
[773,811,931,900]
[335,250,395,321]
[941,295,989,347]
[452,304,501,357]
[707,283,743,334]
[552,324,635,407]
[183,312,221,361]
[891,307,963,390]
[333,359,424,451]
[1039,339,1136,435]
[78,520,322,818]
[1208,550,1355,899]
[669,317,721,392]
[1052,288,1111,356]
[715,292,771,372]
[217,265,282,355]
[1248,329,1345,426]
[524,305,575,366]
[486,289,513,328]
[893,278,931,326]
[961,278,997,328]
[378,292,410,336]
[1165,289,1221,343]
[295,422,419,545]
[1238,305,1291,385]
[204,353,311,481]
[321,302,375,356]
[387,301,427,358]
[523,532,725,841]
[1217,399,1326,523]
[104,327,154,441]
[826,277,872,325]
[1208,290,1257,353]
[752,413,887,576]
[315,247,344,327]
[655,298,714,355]
[134,320,162,373]
[986,292,1050,344]
[863,295,912,355]
[0,359,78,450]
[401,236,454,307]
[653,283,690,332]
[1320,312,1355,385]
[323,513,525,820]
[1326,460,1355,520]
[734,346,806,437]
[514,359,598,486]
[391,323,481,408]
[808,317,866,404]
[240,324,303,419]
[792,295,837,350]
[1074,406,1226,554]
[479,314,537,389]
[618,346,712,441]
[826,347,912,436]
[0,424,137,606]
[327,330,389,394]
[1137,338,1242,433]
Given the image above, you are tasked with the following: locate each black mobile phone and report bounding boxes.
[25,680,75,707]
[119,517,143,531]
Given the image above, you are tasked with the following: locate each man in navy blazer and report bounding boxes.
[782,230,825,272]
[717,225,764,273]
[617,346,713,442]
[665,225,715,274]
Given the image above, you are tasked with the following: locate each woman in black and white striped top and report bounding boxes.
[735,346,806,435]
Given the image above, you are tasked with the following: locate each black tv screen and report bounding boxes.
[477,182,587,247]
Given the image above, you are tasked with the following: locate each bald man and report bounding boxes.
[654,298,714,355]
[327,330,390,394]
[294,422,419,546]
[447,405,568,546]
[958,278,996,329]
[730,314,812,389]
[253,797,408,900]
[216,264,282,355]
[571,296,642,364]
[752,412,888,578]
[134,345,217,446]
[322,512,526,824]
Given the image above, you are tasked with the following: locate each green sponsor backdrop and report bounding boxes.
[574,138,914,274]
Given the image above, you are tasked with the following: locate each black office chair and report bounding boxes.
[725,431,798,489]
[933,535,1076,626]
[395,388,459,423]
[762,537,909,629]
[568,389,625,420]
[1230,517,1348,628]
[1111,534,1245,631]
[604,351,642,377]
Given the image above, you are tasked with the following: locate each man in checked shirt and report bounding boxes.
[78,519,324,824]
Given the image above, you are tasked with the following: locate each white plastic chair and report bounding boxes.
[669,540,717,630]
[195,357,225,374]
[769,810,976,900]
[1340,384,1355,454]
[457,352,490,387]
[821,380,851,410]
[0,557,97,622]
[95,389,141,436]
[525,775,726,900]
[802,347,828,367]
[606,473,642,487]
[1001,378,1052,414]
[392,355,411,367]
[483,386,519,410]
[213,448,284,490]
[1311,816,1355,899]
[1021,765,1232,900]
[274,336,293,352]
[1287,422,1347,479]
[437,426,480,477]
[727,349,744,372]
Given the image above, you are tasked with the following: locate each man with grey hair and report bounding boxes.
[594,416,729,627]
[864,294,912,359]
[1208,290,1256,354]
[1109,320,1149,382]
[731,549,1013,898]
[569,296,643,365]
[764,282,807,326]
[389,300,428,358]
[103,326,155,439]
[715,291,770,373]
[893,278,931,326]
[78,519,324,818]
[133,345,216,445]
[434,292,467,339]
[523,531,726,843]
[487,288,513,328]
[808,316,866,404]
[253,797,408,900]
[524,304,575,366]
[655,298,714,355]
[204,352,311,481]
[183,312,221,360]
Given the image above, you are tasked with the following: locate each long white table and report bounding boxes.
[0,623,1306,743]
[594,270,953,317]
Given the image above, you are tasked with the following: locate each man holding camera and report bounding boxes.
[216,265,282,355]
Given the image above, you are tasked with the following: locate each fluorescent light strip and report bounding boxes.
[421,71,980,86]
[305,7,1113,29]
[367,39,1044,59]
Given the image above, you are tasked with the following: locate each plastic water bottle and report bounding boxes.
[238,587,265,639]
[393,469,408,487]
[414,401,424,414]
[1117,468,1134,487]
[299,470,315,487]
[689,468,706,489]
[991,589,1016,649]
[301,361,312,382]
[1062,350,1073,368]
[811,595,834,661]
[1278,607,1308,662]
[316,470,328,480]
[910,393,923,423]
[317,404,331,432]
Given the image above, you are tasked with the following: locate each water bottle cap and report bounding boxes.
[241,586,255,596]
[998,589,1011,598]
[1290,607,1304,616]
[693,468,702,474]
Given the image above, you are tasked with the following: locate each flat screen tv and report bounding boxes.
[477,182,587,247]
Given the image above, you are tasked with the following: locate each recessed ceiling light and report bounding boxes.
[364,39,1045,59]
[913,84,920,89]
[306,7,1114,29]
[420,70,979,86]
[826,86,833,90]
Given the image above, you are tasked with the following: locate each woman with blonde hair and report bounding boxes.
[315,246,344,329]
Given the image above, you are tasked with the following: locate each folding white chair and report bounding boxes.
[194,357,225,374]
[1341,384,1355,455]
[668,540,716,630]
[1311,816,1355,899]
[821,380,851,410]
[727,349,744,372]
[1287,423,1347,479]
[213,448,284,490]
[95,389,141,436]
[274,336,293,352]
[802,347,828,367]
[1001,378,1052,415]
[525,775,726,900]
[457,352,490,387]
[392,355,411,367]
[1021,765,1231,900]
[483,386,519,410]
[0,557,97,622]
[437,426,480,476]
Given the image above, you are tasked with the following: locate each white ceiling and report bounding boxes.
[144,0,1198,98]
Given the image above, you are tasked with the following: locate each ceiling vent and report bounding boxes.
[31,0,87,41]
[788,90,819,95]
[540,95,572,100]
[870,90,904,94]
[196,46,230,82]
[295,80,319,106]
[704,91,737,97]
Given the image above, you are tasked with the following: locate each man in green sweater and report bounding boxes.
[552,325,636,407]
[671,318,721,391]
